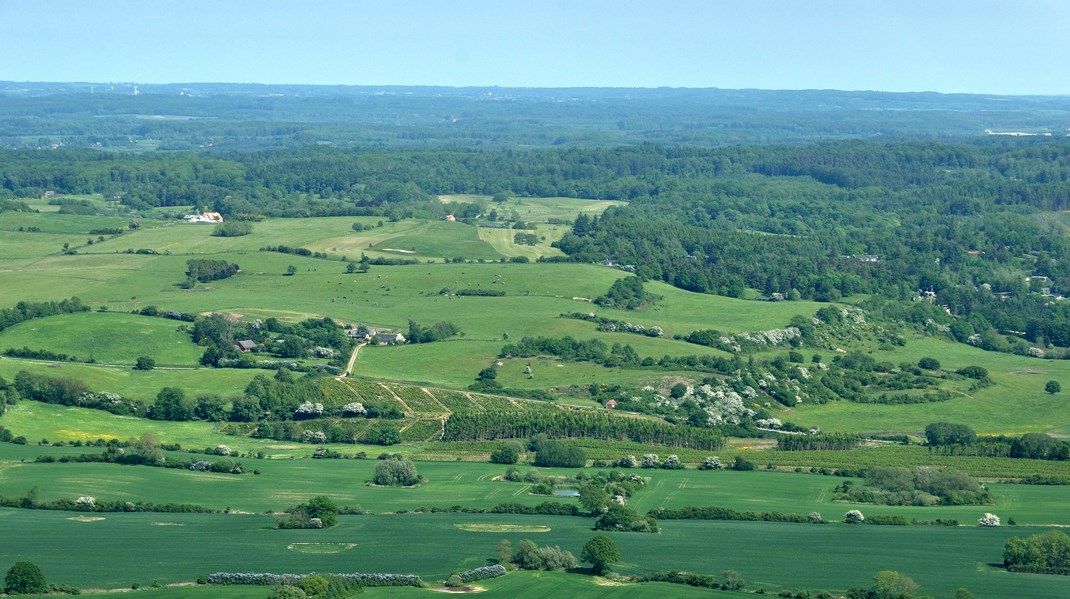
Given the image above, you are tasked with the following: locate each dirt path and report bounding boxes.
[378,382,414,414]
[421,387,451,414]
[339,342,366,378]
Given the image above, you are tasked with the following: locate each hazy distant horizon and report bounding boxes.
[3,0,1069,96]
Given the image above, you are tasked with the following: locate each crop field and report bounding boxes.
[0,508,1065,598]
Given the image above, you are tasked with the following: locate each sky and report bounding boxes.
[1,0,1068,95]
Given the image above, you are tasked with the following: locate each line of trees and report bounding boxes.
[442,410,725,450]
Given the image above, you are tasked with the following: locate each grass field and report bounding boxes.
[0,311,202,365]
[1,508,1065,598]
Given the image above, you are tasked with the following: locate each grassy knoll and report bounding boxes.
[0,312,202,365]
[1,509,1066,598]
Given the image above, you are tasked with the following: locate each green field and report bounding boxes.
[4,441,1068,526]
[1,509,1066,599]
[0,311,203,365]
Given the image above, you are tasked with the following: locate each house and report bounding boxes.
[375,332,405,345]
[444,214,457,222]
[183,211,225,223]
[854,254,879,263]
[604,399,618,410]
[233,340,257,353]
[599,259,618,267]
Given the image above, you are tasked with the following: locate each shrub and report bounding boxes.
[618,454,638,468]
[844,509,865,524]
[373,458,421,486]
[808,512,823,523]
[978,513,1001,527]
[730,456,755,471]
[918,357,941,370]
[445,574,464,587]
[134,356,155,371]
[640,453,660,468]
[4,561,47,595]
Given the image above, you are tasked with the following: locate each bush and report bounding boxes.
[134,356,156,371]
[978,512,1001,527]
[918,357,941,370]
[4,561,47,595]
[373,458,421,486]
[844,509,865,524]
[730,456,755,471]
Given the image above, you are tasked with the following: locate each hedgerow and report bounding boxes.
[457,564,507,583]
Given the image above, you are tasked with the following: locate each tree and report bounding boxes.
[373,457,420,486]
[285,265,297,276]
[578,482,610,514]
[134,356,155,371]
[4,561,47,595]
[149,387,193,421]
[953,589,974,599]
[581,535,620,575]
[490,441,522,464]
[345,262,357,274]
[1045,380,1061,395]
[870,570,920,599]
[268,585,307,599]
[496,539,513,567]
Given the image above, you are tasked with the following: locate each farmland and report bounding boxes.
[5,97,1070,598]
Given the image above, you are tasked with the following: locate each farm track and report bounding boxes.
[378,382,414,414]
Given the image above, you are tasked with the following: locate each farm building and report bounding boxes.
[233,339,258,352]
[375,332,405,345]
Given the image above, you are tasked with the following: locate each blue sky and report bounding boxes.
[1,0,1068,94]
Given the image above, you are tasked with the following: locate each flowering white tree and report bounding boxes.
[698,456,723,470]
[977,513,1000,527]
[75,496,96,510]
[808,512,823,523]
[295,402,325,417]
[844,509,865,524]
[662,455,682,469]
[618,455,638,468]
[640,454,660,468]
[215,444,232,456]
[342,402,367,416]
